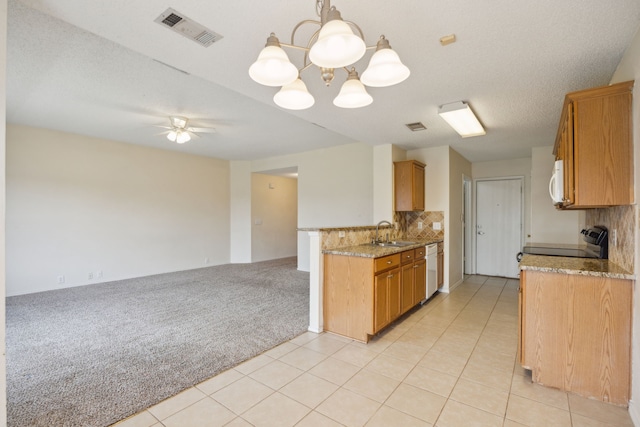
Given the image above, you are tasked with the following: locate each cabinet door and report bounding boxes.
[401,262,414,314]
[413,258,426,304]
[437,251,444,288]
[388,268,401,322]
[518,273,526,367]
[373,271,389,333]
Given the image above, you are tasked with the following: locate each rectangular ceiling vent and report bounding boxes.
[154,8,223,47]
[406,122,427,132]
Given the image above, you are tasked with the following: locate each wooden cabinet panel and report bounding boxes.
[553,80,634,208]
[394,160,426,211]
[437,242,444,289]
[520,270,631,405]
[375,253,400,272]
[400,262,415,314]
[413,258,426,304]
[323,254,373,342]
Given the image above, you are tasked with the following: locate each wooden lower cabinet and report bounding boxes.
[413,258,426,304]
[324,247,426,342]
[437,242,444,288]
[519,269,632,405]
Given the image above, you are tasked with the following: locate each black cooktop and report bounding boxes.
[521,246,599,258]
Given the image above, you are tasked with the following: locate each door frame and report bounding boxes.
[462,175,473,275]
[472,176,525,277]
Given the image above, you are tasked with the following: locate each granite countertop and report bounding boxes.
[519,254,634,280]
[323,239,442,258]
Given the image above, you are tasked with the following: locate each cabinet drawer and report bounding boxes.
[400,250,414,264]
[375,254,400,272]
[415,247,426,258]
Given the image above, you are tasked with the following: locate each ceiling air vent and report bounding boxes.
[154,8,223,47]
[406,122,427,132]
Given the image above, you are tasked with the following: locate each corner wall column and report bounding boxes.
[308,231,323,333]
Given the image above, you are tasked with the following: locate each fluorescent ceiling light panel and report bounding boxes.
[438,101,486,138]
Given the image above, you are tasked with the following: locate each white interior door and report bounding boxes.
[476,178,522,278]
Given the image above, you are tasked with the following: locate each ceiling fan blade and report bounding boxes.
[189,127,216,133]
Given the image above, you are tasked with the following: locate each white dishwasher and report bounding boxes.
[425,244,438,299]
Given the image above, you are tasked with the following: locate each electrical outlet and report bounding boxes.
[338,231,346,238]
[97,270,103,278]
[88,272,94,280]
[418,222,423,229]
[433,222,442,230]
[57,275,65,284]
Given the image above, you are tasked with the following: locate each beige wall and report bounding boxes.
[0,0,7,422]
[251,174,297,262]
[448,148,472,287]
[610,23,640,424]
[6,124,231,296]
[250,142,374,271]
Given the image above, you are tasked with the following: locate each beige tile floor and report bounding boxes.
[113,275,634,427]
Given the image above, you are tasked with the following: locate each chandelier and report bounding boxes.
[248,0,410,110]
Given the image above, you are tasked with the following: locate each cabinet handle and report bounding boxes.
[414,265,419,268]
[387,274,394,279]
[406,255,411,258]
[387,260,392,264]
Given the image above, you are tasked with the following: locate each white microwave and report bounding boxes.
[549,159,564,204]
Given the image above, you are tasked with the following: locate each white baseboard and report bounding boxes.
[629,400,639,426]
[440,278,464,294]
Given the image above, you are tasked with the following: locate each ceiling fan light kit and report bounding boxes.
[249,0,410,109]
[438,101,486,138]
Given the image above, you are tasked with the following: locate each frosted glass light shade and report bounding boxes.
[309,19,366,68]
[438,102,486,138]
[176,130,191,144]
[167,130,177,142]
[273,78,315,110]
[333,77,373,108]
[249,45,298,87]
[360,48,410,87]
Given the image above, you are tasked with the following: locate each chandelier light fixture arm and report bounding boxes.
[249,0,410,110]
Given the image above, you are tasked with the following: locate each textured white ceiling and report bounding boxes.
[7,0,640,162]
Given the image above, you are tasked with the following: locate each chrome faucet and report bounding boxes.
[374,220,393,243]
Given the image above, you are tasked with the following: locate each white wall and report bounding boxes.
[610,23,640,425]
[6,124,231,296]
[250,142,374,271]
[230,161,252,263]
[407,146,456,289]
[251,174,297,262]
[530,146,584,244]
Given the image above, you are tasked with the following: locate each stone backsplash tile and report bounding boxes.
[321,226,399,250]
[320,212,444,250]
[585,205,635,273]
[395,211,445,241]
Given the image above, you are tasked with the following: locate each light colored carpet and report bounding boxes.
[6,257,309,427]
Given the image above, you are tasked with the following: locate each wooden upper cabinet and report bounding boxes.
[553,80,634,208]
[394,160,426,211]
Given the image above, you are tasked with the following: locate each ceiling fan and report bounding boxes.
[159,116,216,144]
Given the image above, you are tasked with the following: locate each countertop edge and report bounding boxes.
[322,239,443,258]
[519,254,635,280]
